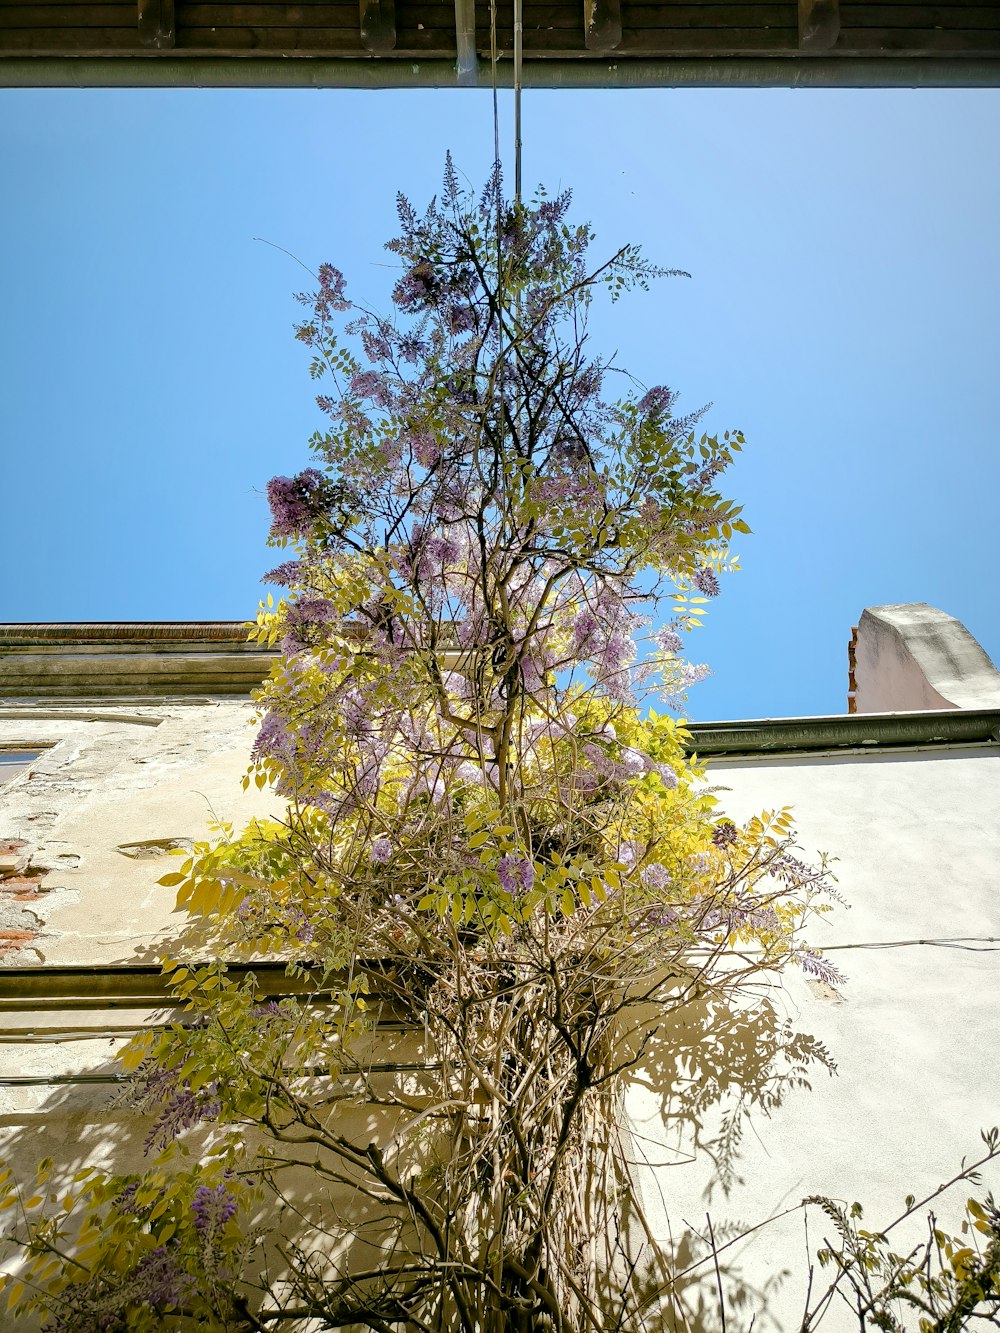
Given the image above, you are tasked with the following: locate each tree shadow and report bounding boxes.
[0,967,832,1331]
[614,982,834,1333]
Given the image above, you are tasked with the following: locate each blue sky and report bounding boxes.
[1,87,998,720]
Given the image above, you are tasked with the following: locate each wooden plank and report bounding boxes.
[0,6,135,26]
[593,25,797,46]
[2,9,998,54]
[482,22,1000,48]
[0,0,794,24]
[0,28,458,51]
[481,22,798,46]
[481,2,795,28]
[0,26,147,47]
[5,1,997,26]
[584,0,622,48]
[834,24,1000,47]
[842,5,1000,26]
[799,0,839,47]
[359,0,396,48]
[137,0,174,46]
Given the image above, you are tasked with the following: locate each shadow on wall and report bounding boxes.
[0,979,837,1332]
[621,986,836,1333]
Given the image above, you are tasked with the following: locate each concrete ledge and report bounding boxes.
[0,623,276,699]
[686,707,1000,758]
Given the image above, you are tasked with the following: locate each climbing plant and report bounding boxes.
[2,161,995,1332]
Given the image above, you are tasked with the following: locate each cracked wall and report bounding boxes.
[0,702,280,966]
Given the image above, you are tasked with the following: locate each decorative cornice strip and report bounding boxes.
[685,708,1000,758]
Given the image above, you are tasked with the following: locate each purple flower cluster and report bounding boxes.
[641,862,673,890]
[266,468,326,539]
[316,263,350,315]
[654,624,683,655]
[498,855,534,896]
[370,837,392,864]
[660,661,711,713]
[410,432,439,468]
[795,947,846,987]
[251,710,296,771]
[283,597,338,652]
[133,1246,197,1308]
[142,1067,222,1154]
[285,597,336,627]
[47,1243,197,1329]
[711,821,738,848]
[638,384,677,417]
[349,368,393,408]
[191,1183,238,1238]
[769,855,818,888]
[566,588,645,705]
[692,565,721,598]
[112,1180,142,1215]
[261,559,303,587]
[392,259,437,311]
[361,326,392,362]
[287,905,316,944]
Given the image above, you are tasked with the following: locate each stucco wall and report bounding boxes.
[628,744,1000,1331]
[3,698,999,1330]
[0,701,280,966]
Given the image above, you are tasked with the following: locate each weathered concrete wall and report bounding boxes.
[628,743,1000,1331]
[854,603,1000,713]
[0,701,279,965]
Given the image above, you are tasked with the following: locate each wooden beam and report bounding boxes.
[359,0,395,51]
[799,0,839,50]
[136,0,173,48]
[584,0,620,51]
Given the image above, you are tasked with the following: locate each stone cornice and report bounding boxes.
[0,622,275,699]
[687,708,1000,759]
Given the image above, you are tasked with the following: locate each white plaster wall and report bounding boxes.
[628,745,1000,1332]
[0,702,281,965]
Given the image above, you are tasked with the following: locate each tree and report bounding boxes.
[3,160,995,1333]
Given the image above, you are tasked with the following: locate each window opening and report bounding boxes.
[0,750,41,785]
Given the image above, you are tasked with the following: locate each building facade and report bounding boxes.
[1,605,998,1329]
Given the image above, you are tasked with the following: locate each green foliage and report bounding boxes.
[803,1130,1000,1333]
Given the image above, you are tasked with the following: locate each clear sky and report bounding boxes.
[1,86,998,721]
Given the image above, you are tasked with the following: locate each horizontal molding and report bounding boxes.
[686,707,1000,757]
[0,622,256,645]
[1,623,276,699]
[2,54,1000,86]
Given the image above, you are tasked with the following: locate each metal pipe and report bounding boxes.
[513,0,523,202]
[454,0,477,86]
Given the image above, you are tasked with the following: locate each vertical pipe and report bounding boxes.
[513,0,523,202]
[454,0,478,86]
